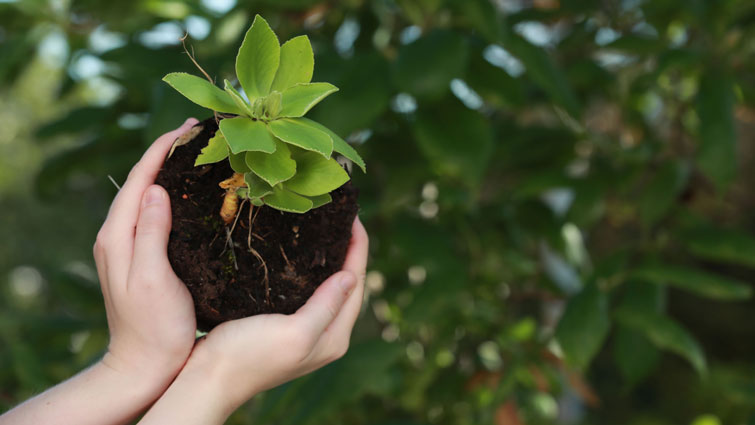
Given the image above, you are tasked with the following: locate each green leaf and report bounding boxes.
[264,91,282,119]
[245,139,296,186]
[223,79,253,117]
[299,118,365,172]
[268,118,333,158]
[219,117,276,154]
[279,83,339,118]
[309,53,391,135]
[614,325,661,386]
[393,30,469,99]
[264,186,313,213]
[638,161,689,226]
[162,72,243,114]
[555,284,611,370]
[228,151,251,173]
[285,150,349,197]
[696,71,737,191]
[412,99,493,186]
[681,226,755,268]
[631,264,752,301]
[195,132,229,166]
[236,15,280,99]
[500,31,581,117]
[615,309,707,375]
[271,35,314,92]
[243,172,273,198]
[307,193,332,209]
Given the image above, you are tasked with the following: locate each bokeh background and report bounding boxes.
[2,0,755,424]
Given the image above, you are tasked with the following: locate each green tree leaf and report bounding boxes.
[638,161,689,226]
[614,325,661,386]
[696,71,737,191]
[500,31,581,118]
[631,264,752,301]
[279,83,339,118]
[285,149,349,196]
[271,35,314,92]
[194,132,229,166]
[236,15,280,99]
[268,118,333,158]
[681,226,755,268]
[223,79,254,117]
[412,99,493,185]
[243,172,273,198]
[162,72,243,114]
[245,139,296,186]
[220,117,277,154]
[393,30,469,99]
[264,186,313,213]
[555,284,611,370]
[299,118,365,172]
[615,309,707,375]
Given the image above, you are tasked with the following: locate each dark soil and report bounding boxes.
[155,118,359,331]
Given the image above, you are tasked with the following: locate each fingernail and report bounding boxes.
[143,186,164,207]
[336,272,356,295]
[184,117,198,127]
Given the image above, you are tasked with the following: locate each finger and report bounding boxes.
[100,118,198,277]
[311,217,369,353]
[342,217,369,277]
[294,271,357,340]
[128,185,175,292]
[107,117,198,229]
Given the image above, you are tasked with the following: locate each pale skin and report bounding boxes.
[0,118,369,425]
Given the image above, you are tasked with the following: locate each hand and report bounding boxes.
[94,118,199,389]
[138,218,369,424]
[0,118,203,425]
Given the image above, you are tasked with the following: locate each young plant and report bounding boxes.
[162,15,365,220]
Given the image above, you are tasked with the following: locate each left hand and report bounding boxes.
[93,118,199,389]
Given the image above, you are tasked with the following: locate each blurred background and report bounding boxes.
[1,0,755,423]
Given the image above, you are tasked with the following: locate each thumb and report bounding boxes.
[295,271,357,338]
[132,185,173,272]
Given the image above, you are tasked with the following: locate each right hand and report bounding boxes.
[138,218,369,424]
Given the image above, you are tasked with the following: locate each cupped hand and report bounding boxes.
[138,218,369,424]
[93,118,199,387]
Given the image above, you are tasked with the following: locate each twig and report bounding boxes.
[107,175,122,190]
[180,33,219,124]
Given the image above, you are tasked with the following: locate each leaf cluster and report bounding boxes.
[163,15,365,213]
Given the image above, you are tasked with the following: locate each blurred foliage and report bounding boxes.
[2,0,755,424]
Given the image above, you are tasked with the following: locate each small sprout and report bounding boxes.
[163,14,366,220]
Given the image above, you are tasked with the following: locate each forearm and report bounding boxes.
[137,349,240,425]
[1,357,175,425]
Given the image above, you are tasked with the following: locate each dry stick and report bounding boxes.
[180,33,219,125]
[246,205,271,306]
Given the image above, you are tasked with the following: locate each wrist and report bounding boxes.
[138,343,246,425]
[182,342,253,415]
[100,349,184,400]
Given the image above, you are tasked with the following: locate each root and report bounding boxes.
[279,244,292,268]
[221,198,247,271]
[219,173,246,224]
[247,205,271,306]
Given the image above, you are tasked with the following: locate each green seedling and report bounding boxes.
[163,15,365,220]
